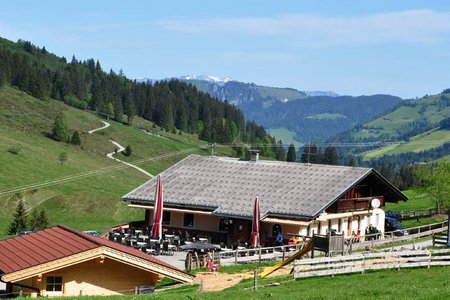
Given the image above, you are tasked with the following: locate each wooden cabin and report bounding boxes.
[0,226,193,297]
[123,154,407,245]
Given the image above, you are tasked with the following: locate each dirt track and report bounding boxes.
[193,264,293,292]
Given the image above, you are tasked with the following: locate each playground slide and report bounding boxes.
[259,239,313,278]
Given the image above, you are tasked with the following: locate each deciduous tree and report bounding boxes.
[415,162,450,213]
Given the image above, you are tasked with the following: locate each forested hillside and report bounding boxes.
[180,76,402,142]
[254,94,402,142]
[334,91,450,144]
[0,37,276,149]
[328,90,450,164]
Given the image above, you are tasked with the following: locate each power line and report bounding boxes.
[0,147,199,196]
[212,140,449,148]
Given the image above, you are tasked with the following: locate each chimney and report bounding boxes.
[249,150,259,162]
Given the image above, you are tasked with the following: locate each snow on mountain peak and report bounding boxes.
[181,74,233,83]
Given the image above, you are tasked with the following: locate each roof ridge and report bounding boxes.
[203,154,369,170]
[56,225,104,246]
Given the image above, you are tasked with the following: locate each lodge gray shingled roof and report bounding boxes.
[123,154,394,219]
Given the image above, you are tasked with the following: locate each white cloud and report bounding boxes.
[158,9,450,47]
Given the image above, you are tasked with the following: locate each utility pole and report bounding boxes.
[208,143,216,157]
[307,141,311,164]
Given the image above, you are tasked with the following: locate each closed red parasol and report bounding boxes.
[250,197,261,248]
[151,175,164,241]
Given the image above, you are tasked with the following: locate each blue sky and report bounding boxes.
[1,1,449,98]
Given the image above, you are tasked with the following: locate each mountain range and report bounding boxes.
[160,75,402,143]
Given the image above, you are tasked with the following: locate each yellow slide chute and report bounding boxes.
[259,239,313,278]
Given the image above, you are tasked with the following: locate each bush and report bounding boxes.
[59,152,68,164]
[63,95,87,110]
[8,145,23,155]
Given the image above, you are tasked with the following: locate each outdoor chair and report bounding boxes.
[162,241,174,256]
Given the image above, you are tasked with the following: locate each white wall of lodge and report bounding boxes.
[145,207,385,240]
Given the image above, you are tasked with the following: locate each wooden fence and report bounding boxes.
[433,232,449,246]
[209,222,447,267]
[217,243,307,266]
[397,207,439,221]
[350,221,448,251]
[294,248,450,279]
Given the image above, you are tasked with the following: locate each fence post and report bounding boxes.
[428,250,431,269]
[282,246,286,261]
[135,286,138,295]
[259,247,262,264]
[447,211,450,246]
[234,250,238,265]
[19,290,23,297]
[254,269,259,290]
[362,255,365,274]
[391,233,394,251]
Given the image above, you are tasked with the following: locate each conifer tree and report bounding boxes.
[0,68,5,88]
[124,145,132,157]
[287,143,297,162]
[71,131,81,146]
[29,209,49,231]
[8,200,27,235]
[52,112,68,142]
[322,145,339,165]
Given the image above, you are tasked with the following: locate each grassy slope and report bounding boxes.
[267,128,299,145]
[0,86,232,237]
[385,190,434,212]
[306,113,347,120]
[363,129,450,159]
[255,85,306,101]
[59,266,450,299]
[353,93,450,141]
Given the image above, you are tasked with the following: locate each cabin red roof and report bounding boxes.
[0,225,180,275]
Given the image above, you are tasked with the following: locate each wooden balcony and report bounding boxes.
[328,196,384,213]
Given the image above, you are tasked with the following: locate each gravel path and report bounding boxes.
[88,120,153,178]
[87,120,110,133]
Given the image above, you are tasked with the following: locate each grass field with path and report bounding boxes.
[0,86,233,237]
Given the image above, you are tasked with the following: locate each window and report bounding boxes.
[183,213,194,227]
[46,276,62,292]
[162,211,171,225]
[219,219,229,231]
